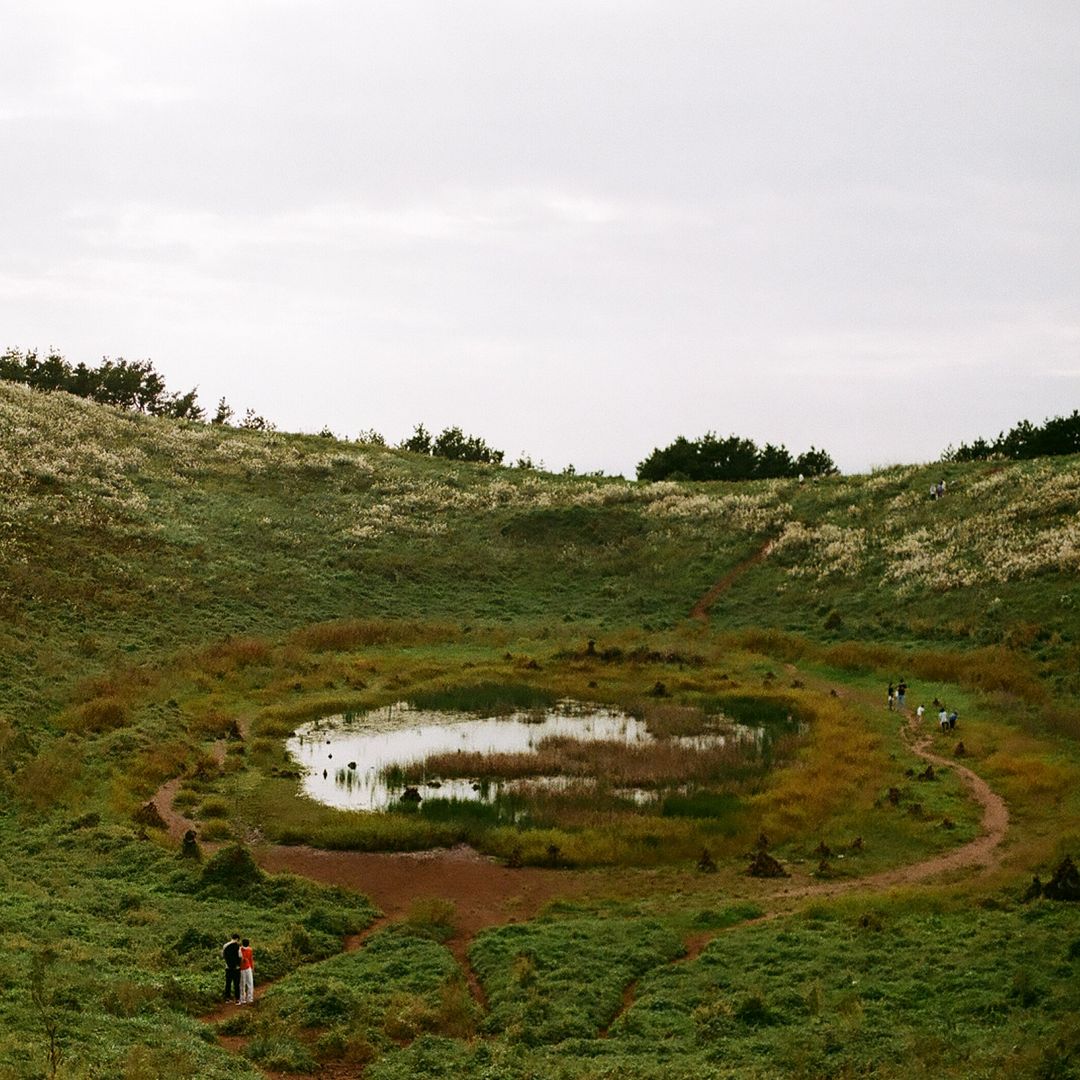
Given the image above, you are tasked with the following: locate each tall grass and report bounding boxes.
[750,695,886,840]
[289,619,460,652]
[407,683,558,715]
[396,736,758,786]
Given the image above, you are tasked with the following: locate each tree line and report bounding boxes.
[943,411,1080,463]
[14,346,1080,479]
[0,348,204,420]
[2,347,842,479]
[636,432,837,482]
[0,348,515,463]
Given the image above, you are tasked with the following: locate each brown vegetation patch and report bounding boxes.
[133,801,168,830]
[289,618,458,652]
[398,735,756,787]
[1043,856,1080,901]
[68,696,129,733]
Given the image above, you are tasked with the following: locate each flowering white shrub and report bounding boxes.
[772,522,868,578]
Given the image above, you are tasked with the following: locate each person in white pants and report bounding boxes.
[239,938,255,1004]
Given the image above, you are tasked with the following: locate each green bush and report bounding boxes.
[200,843,263,891]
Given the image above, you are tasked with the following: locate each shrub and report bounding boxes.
[404,898,457,943]
[102,978,158,1018]
[201,637,273,670]
[245,1035,317,1073]
[315,1028,376,1064]
[304,906,353,937]
[188,708,239,740]
[198,819,233,842]
[200,843,263,890]
[197,797,230,819]
[71,697,128,733]
[12,739,82,810]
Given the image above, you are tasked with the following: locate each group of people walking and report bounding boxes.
[221,934,255,1005]
[930,696,960,731]
[886,681,908,710]
[891,684,959,732]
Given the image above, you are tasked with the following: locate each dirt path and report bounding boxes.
[760,714,1008,905]
[689,539,773,620]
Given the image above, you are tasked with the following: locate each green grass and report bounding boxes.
[607,898,1080,1079]
[0,823,376,1078]
[225,925,472,1072]
[470,915,686,1043]
[2,384,1080,1077]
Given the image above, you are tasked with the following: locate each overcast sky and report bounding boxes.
[2,2,1078,475]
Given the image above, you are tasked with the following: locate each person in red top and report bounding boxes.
[238,939,255,1004]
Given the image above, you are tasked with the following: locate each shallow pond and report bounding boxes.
[287,700,760,811]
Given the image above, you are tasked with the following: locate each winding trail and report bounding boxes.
[689,539,774,620]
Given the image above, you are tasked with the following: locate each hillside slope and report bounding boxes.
[4,381,1080,723]
[2,383,1080,1079]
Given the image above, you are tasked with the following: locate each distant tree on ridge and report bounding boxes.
[637,432,837,482]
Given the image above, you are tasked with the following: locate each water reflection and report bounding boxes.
[287,700,760,811]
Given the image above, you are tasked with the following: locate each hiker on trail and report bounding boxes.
[222,934,241,1003]
[916,704,925,722]
[887,683,895,710]
[937,479,946,498]
[948,710,958,730]
[897,680,907,708]
[239,938,255,1004]
[939,708,949,732]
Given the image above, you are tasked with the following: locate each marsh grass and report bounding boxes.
[406,682,558,715]
[65,696,129,734]
[395,735,757,786]
[403,898,458,942]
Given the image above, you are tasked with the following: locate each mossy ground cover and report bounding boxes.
[3,386,1080,1076]
[0,826,375,1079]
[221,925,472,1073]
[353,896,1080,1080]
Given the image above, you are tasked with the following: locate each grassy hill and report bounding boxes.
[6,380,1080,708]
[1,381,1079,1078]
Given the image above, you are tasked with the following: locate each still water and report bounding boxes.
[287,700,751,811]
